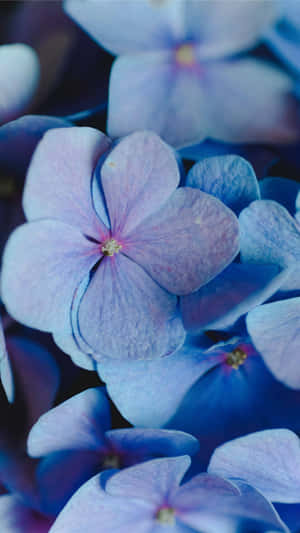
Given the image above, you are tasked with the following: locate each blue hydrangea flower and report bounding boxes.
[97,332,300,468]
[27,387,199,515]
[65,0,299,148]
[1,127,239,363]
[49,456,287,532]
[0,44,39,125]
[179,155,287,333]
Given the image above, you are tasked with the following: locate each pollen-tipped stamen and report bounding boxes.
[101,238,122,257]
[226,347,247,370]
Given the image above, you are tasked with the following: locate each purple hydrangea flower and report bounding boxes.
[27,386,199,515]
[65,0,299,147]
[1,127,239,362]
[0,44,39,125]
[49,456,287,532]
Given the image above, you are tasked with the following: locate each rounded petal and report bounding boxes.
[108,53,209,149]
[0,115,70,178]
[208,429,300,503]
[246,297,300,389]
[1,220,100,332]
[0,44,39,124]
[28,387,110,457]
[105,428,199,462]
[187,155,260,215]
[204,59,299,144]
[181,263,287,334]
[239,200,300,291]
[0,494,52,533]
[185,0,279,58]
[125,187,239,295]
[64,0,182,55]
[23,126,111,239]
[100,131,180,235]
[97,345,219,427]
[77,253,185,360]
[105,456,191,504]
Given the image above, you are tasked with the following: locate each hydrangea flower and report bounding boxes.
[98,331,300,468]
[27,386,199,515]
[1,127,239,362]
[49,456,287,532]
[65,0,299,147]
[0,44,39,124]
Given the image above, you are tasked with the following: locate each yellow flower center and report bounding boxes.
[156,507,175,525]
[101,239,122,257]
[226,347,247,370]
[175,44,195,66]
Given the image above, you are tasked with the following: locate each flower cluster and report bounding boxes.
[0,1,300,532]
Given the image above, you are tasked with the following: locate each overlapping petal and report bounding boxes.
[181,264,287,333]
[125,187,239,295]
[23,127,111,239]
[260,177,300,215]
[208,429,300,503]
[99,131,180,235]
[0,44,40,124]
[0,494,52,533]
[1,220,100,332]
[28,387,110,457]
[77,253,185,360]
[187,155,260,215]
[246,297,300,389]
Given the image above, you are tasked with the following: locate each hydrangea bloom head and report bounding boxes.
[1,127,239,363]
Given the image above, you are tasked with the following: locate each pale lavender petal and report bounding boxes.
[187,155,260,215]
[208,429,300,503]
[28,387,110,457]
[181,264,287,333]
[246,297,300,389]
[77,253,185,360]
[1,220,100,332]
[0,44,39,124]
[240,200,300,291]
[125,187,239,295]
[0,318,13,403]
[23,127,111,239]
[64,0,181,55]
[105,456,191,504]
[49,472,154,533]
[203,59,299,144]
[100,131,180,235]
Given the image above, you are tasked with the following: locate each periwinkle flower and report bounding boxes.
[49,456,287,532]
[1,127,239,363]
[65,0,300,147]
[0,44,39,125]
[27,387,199,514]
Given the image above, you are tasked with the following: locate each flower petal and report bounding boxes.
[1,220,100,332]
[187,155,260,215]
[77,253,185,360]
[28,387,110,457]
[203,59,299,144]
[100,131,180,235]
[246,297,300,389]
[23,127,111,239]
[0,494,52,533]
[260,177,300,216]
[64,0,181,55]
[108,53,209,149]
[181,263,287,333]
[0,44,39,124]
[208,429,300,503]
[125,187,239,295]
[239,200,300,291]
[97,345,219,427]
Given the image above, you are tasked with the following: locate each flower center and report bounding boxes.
[226,347,247,370]
[102,453,121,469]
[101,239,122,257]
[0,175,18,199]
[156,507,175,525]
[175,43,195,66]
